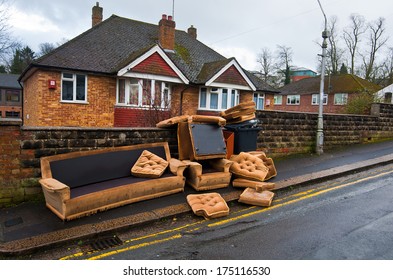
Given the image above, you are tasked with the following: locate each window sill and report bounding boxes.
[115,104,170,110]
[60,101,89,105]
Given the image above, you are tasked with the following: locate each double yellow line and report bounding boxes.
[61,168,393,260]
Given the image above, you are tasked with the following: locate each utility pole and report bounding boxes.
[316,0,329,155]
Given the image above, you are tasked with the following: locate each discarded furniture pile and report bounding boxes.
[156,102,277,219]
[38,102,276,220]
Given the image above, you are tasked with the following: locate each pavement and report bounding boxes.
[2,140,393,257]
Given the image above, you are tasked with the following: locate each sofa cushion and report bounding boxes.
[230,152,269,181]
[238,188,275,207]
[187,193,229,219]
[131,150,168,178]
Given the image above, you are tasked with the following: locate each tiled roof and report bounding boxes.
[279,74,381,95]
[23,15,274,91]
[0,73,21,89]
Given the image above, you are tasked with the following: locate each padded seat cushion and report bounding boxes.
[131,150,168,178]
[232,178,275,192]
[248,151,277,180]
[238,188,275,207]
[187,193,229,219]
[156,115,190,128]
[230,152,269,181]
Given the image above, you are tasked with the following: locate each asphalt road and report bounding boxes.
[53,163,393,260]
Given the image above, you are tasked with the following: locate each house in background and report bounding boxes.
[290,66,317,83]
[0,73,22,119]
[270,74,381,114]
[19,3,276,128]
[375,83,393,104]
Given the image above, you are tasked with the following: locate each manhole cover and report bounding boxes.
[81,235,123,253]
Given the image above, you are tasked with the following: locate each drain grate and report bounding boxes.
[81,235,123,253]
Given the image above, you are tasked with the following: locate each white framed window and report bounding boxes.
[274,95,282,105]
[334,93,348,105]
[312,94,328,105]
[198,87,239,111]
[61,73,87,103]
[117,78,171,109]
[253,93,265,110]
[287,95,300,105]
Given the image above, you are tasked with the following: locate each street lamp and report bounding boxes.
[316,0,330,155]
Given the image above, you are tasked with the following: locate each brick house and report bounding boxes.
[269,74,381,114]
[19,3,276,128]
[0,73,22,119]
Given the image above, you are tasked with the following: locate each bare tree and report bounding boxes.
[379,47,393,86]
[326,16,345,74]
[361,17,389,81]
[0,0,18,64]
[276,45,293,85]
[256,47,274,83]
[343,14,366,75]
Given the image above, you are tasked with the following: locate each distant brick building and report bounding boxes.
[270,74,381,114]
[0,73,22,119]
[19,3,276,128]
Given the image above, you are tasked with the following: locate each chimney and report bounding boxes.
[159,14,176,51]
[188,25,197,40]
[92,2,103,27]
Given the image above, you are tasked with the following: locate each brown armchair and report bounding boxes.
[183,158,233,191]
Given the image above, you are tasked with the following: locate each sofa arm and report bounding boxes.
[169,158,188,176]
[208,158,233,172]
[39,178,71,200]
[182,160,202,176]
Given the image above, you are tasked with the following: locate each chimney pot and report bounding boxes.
[162,14,167,20]
[168,15,173,21]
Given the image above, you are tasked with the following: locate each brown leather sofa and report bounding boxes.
[39,142,187,221]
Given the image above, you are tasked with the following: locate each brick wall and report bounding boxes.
[23,70,116,127]
[257,103,393,157]
[114,107,171,127]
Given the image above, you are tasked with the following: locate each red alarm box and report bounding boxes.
[48,79,56,89]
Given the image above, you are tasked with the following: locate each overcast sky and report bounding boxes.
[6,0,393,72]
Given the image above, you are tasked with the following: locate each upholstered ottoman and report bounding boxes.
[238,188,275,207]
[187,193,229,219]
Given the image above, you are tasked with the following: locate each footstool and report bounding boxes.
[187,193,230,219]
[238,188,275,207]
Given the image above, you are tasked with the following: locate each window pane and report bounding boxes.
[162,83,170,108]
[6,91,20,102]
[222,89,228,109]
[118,79,126,104]
[231,90,237,107]
[142,80,152,106]
[63,73,73,79]
[200,88,207,108]
[76,75,86,101]
[154,81,162,107]
[210,92,218,109]
[62,80,74,101]
[129,79,139,105]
